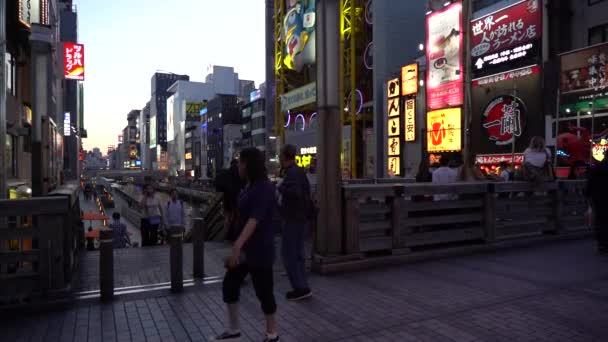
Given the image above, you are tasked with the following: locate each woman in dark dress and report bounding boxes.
[215,147,279,342]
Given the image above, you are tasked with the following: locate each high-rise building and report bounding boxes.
[140,102,151,170]
[205,94,241,176]
[149,72,189,170]
[60,1,81,181]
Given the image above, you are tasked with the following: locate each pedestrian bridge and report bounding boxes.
[0,180,592,305]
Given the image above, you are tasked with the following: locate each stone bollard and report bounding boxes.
[99,229,114,301]
[192,218,206,278]
[169,225,184,292]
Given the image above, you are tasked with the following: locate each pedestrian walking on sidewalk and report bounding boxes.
[278,144,313,301]
[109,212,130,248]
[215,147,280,342]
[587,149,608,254]
[140,184,163,246]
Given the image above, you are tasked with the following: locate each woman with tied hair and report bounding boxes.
[522,136,553,184]
[215,147,280,342]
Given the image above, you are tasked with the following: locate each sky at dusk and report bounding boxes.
[78,0,266,152]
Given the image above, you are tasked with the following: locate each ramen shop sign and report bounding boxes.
[470,0,541,78]
[482,95,526,145]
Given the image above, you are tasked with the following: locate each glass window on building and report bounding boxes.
[242,107,252,118]
[252,134,266,147]
[252,116,265,130]
[589,23,608,45]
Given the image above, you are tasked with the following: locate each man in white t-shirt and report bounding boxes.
[432,156,457,201]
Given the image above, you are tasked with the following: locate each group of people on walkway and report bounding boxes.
[138,185,186,246]
[417,136,554,190]
[214,145,315,342]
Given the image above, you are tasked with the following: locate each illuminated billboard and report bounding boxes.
[150,116,157,149]
[560,42,608,95]
[167,96,175,143]
[401,63,418,96]
[471,0,542,78]
[64,43,85,81]
[427,108,462,152]
[426,2,463,110]
[19,0,49,27]
[283,0,316,71]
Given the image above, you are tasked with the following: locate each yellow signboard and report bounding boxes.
[401,63,418,96]
[405,99,416,142]
[388,117,400,136]
[388,98,400,117]
[388,137,401,156]
[387,78,400,98]
[388,157,401,176]
[426,107,462,153]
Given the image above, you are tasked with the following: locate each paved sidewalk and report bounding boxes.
[1,239,607,342]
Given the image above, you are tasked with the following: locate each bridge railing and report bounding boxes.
[341,180,589,258]
[0,182,81,302]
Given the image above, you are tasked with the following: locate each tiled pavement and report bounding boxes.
[1,238,607,342]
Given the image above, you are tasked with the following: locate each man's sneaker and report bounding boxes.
[263,335,280,342]
[215,331,241,341]
[286,289,312,301]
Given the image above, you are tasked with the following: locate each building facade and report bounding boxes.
[205,94,241,176]
[149,72,189,170]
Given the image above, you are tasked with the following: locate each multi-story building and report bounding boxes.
[1,0,72,197]
[205,94,241,176]
[166,81,215,176]
[240,89,270,153]
[149,72,189,170]
[59,0,82,181]
[140,102,151,170]
[121,110,141,169]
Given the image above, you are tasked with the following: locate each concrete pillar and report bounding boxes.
[192,218,205,279]
[30,25,53,196]
[169,225,184,292]
[315,0,343,257]
[99,229,114,301]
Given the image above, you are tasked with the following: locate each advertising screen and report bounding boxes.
[167,96,175,142]
[426,2,464,110]
[64,43,85,81]
[150,116,157,149]
[560,42,608,95]
[427,108,462,152]
[283,0,316,72]
[471,0,542,79]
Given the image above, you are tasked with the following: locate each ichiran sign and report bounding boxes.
[482,95,527,145]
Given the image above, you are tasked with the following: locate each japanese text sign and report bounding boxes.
[427,108,462,152]
[426,2,464,110]
[388,117,400,137]
[388,98,400,117]
[387,78,400,98]
[387,157,401,176]
[388,137,401,156]
[476,154,524,165]
[405,99,416,142]
[64,43,85,81]
[296,154,314,168]
[471,0,541,77]
[560,43,608,94]
[482,95,526,146]
[401,63,418,96]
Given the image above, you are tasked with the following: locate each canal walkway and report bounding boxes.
[1,238,606,341]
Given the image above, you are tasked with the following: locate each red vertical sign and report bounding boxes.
[426,2,464,110]
[64,42,85,81]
